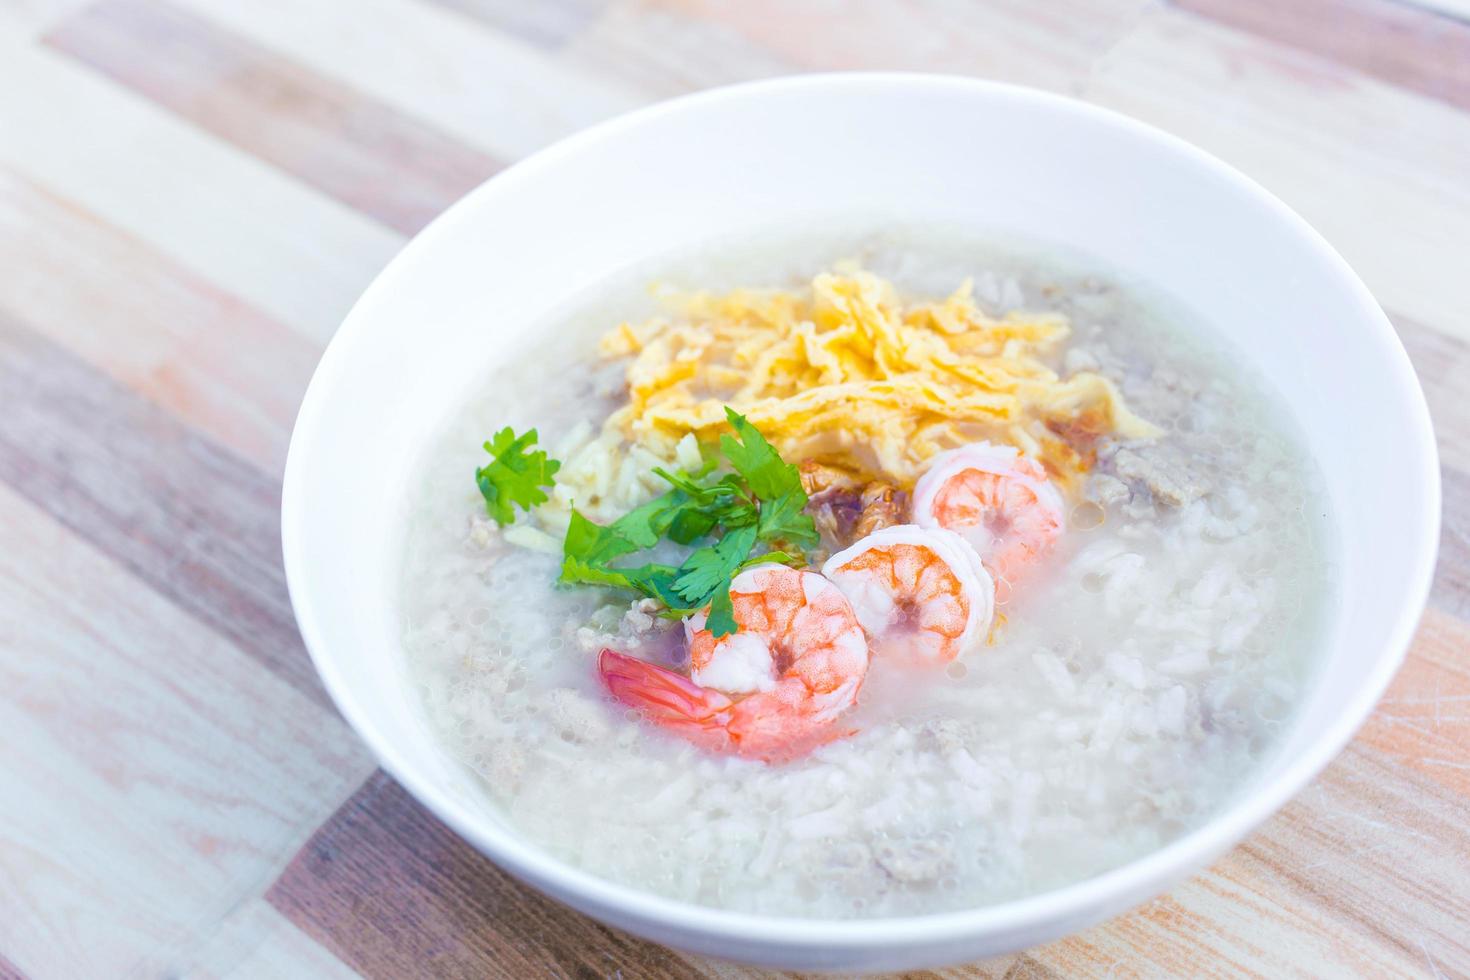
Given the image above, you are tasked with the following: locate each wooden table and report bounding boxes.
[2,0,1467,976]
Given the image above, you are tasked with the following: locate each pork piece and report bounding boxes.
[1087,472,1131,508]
[486,741,526,791]
[852,482,904,538]
[799,459,862,496]
[875,838,954,884]
[801,460,908,553]
[467,513,499,548]
[543,687,611,744]
[1110,446,1209,508]
[572,597,678,657]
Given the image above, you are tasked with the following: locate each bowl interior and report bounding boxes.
[282,76,1438,966]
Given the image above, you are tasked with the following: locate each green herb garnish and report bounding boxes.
[559,408,817,637]
[475,427,560,526]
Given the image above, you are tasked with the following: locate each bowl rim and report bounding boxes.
[281,71,1441,950]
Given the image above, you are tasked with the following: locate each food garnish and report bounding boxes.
[597,265,1159,487]
[475,427,561,526]
[559,408,817,637]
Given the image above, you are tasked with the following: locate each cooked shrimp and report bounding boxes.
[911,443,1065,586]
[598,564,869,762]
[821,525,994,665]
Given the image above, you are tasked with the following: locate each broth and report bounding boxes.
[397,226,1335,918]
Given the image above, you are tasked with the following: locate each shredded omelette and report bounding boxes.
[599,265,1158,487]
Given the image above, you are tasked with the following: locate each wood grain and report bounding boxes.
[1174,0,1470,112]
[0,0,91,38]
[267,772,719,980]
[563,2,797,98]
[1032,740,1470,977]
[0,482,373,976]
[1398,312,1470,625]
[653,0,1151,87]
[1397,312,1470,475]
[580,0,1470,342]
[172,0,645,161]
[184,901,364,979]
[1359,609,1470,795]
[1083,4,1470,343]
[0,166,316,472]
[1431,467,1470,622]
[1,0,1468,975]
[0,311,319,702]
[46,0,500,236]
[0,33,403,343]
[426,0,609,50]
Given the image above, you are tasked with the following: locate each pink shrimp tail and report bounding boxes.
[598,649,858,762]
[598,649,736,752]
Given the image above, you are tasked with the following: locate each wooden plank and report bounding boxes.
[1359,608,1470,796]
[0,165,316,473]
[1086,5,1470,343]
[1432,466,1470,622]
[1396,312,1470,477]
[266,772,730,980]
[0,311,319,702]
[1392,316,1470,620]
[184,901,363,979]
[0,482,373,977]
[560,1,798,97]
[45,0,500,237]
[172,0,646,160]
[614,0,1149,93]
[1033,741,1470,977]
[655,0,1470,343]
[265,733,1470,980]
[1174,0,1470,112]
[0,33,402,344]
[1002,961,1060,979]
[0,1,1461,976]
[424,0,609,50]
[0,0,91,38]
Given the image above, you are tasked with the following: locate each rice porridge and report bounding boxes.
[397,227,1336,919]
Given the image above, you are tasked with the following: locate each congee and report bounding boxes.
[398,227,1335,918]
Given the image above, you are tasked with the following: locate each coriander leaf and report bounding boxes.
[667,507,718,545]
[559,555,638,590]
[559,508,695,609]
[560,509,637,578]
[619,564,687,609]
[611,468,751,548]
[608,491,685,550]
[712,473,761,527]
[554,410,820,638]
[719,408,804,502]
[671,524,759,606]
[476,427,561,526]
[651,466,724,502]
[652,466,757,534]
[737,550,804,572]
[704,585,738,638]
[755,490,820,550]
[562,558,687,607]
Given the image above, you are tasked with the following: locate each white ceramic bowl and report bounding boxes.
[281,74,1440,972]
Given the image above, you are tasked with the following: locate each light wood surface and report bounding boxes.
[1,1,1466,977]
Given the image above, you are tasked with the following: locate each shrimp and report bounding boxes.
[821,525,994,665]
[598,564,869,762]
[911,442,1065,587]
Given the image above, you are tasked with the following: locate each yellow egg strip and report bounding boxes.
[599,265,1159,487]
